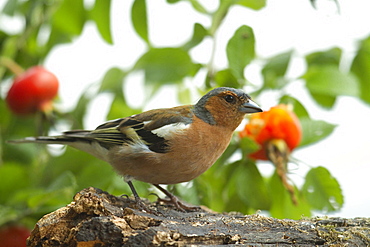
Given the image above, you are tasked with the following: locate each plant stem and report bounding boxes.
[0,57,25,76]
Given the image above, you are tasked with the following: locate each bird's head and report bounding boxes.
[194,87,262,130]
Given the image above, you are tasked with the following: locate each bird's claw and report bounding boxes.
[134,198,159,215]
[120,194,129,199]
[155,195,200,212]
[120,193,159,215]
[152,184,200,212]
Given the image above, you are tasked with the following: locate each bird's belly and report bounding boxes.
[109,119,233,184]
[108,126,232,184]
[109,148,219,184]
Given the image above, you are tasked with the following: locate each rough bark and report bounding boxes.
[27,187,370,246]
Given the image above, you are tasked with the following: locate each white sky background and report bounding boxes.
[1,0,370,217]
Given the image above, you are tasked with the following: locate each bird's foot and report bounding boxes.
[155,195,200,212]
[123,195,159,215]
[151,184,201,212]
[133,198,159,215]
[124,181,159,215]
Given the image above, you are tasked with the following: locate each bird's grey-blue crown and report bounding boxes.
[193,87,250,125]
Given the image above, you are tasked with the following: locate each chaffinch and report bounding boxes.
[10,87,262,212]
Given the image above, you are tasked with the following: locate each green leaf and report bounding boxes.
[193,174,223,211]
[309,93,337,109]
[71,91,92,129]
[350,36,370,104]
[210,1,232,35]
[182,23,208,51]
[46,29,73,50]
[47,171,77,193]
[26,171,77,210]
[306,47,342,67]
[0,205,22,226]
[189,63,202,77]
[304,66,359,97]
[3,0,19,16]
[46,148,101,183]
[237,0,266,10]
[177,85,191,104]
[299,118,337,147]
[279,95,310,119]
[303,48,356,108]
[134,48,195,83]
[99,67,126,93]
[0,36,18,61]
[239,136,260,157]
[78,162,116,190]
[0,163,29,204]
[268,171,311,219]
[131,0,149,44]
[302,167,343,212]
[0,98,10,129]
[214,69,240,88]
[215,140,240,166]
[107,94,138,120]
[109,176,133,196]
[262,50,292,89]
[46,0,86,50]
[194,150,240,212]
[188,0,208,14]
[0,38,18,81]
[224,189,253,214]
[51,0,86,35]
[229,160,271,210]
[172,182,201,205]
[90,0,113,44]
[27,181,75,209]
[226,25,255,79]
[303,65,359,108]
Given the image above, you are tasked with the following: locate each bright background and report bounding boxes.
[1,0,369,217]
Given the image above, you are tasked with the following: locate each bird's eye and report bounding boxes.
[224,95,236,104]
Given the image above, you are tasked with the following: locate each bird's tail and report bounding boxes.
[7,131,92,145]
[8,136,72,145]
[7,131,111,161]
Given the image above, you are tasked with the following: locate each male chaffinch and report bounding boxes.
[10,87,262,212]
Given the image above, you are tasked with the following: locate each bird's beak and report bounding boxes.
[240,100,263,113]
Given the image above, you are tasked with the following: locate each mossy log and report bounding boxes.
[27,187,370,246]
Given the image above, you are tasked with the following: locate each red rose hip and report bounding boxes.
[239,104,301,160]
[0,225,31,247]
[6,66,59,115]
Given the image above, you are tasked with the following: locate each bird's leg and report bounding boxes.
[127,180,141,201]
[152,184,200,212]
[126,181,156,214]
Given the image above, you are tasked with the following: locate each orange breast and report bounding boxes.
[108,117,234,184]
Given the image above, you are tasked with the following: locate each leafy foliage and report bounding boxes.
[351,36,370,104]
[131,0,149,44]
[302,166,343,212]
[0,0,368,229]
[227,25,255,79]
[134,48,196,84]
[303,47,360,108]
